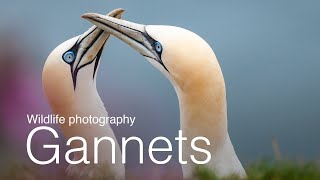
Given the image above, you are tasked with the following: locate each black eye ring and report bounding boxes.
[154,41,162,53]
[63,51,75,64]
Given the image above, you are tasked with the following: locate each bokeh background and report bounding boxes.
[0,0,319,179]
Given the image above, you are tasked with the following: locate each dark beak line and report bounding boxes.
[76,30,105,70]
[95,16,143,34]
[93,42,105,79]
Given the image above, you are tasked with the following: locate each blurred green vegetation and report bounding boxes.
[1,159,320,180]
[196,160,320,180]
[0,162,41,180]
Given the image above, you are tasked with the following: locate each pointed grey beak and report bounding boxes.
[68,9,124,88]
[81,13,163,65]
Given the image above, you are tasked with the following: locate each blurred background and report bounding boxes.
[0,0,319,179]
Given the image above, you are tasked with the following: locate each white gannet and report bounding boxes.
[42,9,125,180]
[82,13,247,179]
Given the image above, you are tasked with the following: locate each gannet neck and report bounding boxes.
[211,133,247,177]
[178,87,227,146]
[176,71,246,177]
[55,62,118,161]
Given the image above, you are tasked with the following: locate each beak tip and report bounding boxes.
[82,8,125,19]
[116,8,125,14]
[113,8,125,19]
[81,13,97,19]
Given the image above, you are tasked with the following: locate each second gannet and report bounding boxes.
[82,13,247,179]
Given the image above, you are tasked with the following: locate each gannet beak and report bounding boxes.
[81,13,163,66]
[74,9,125,69]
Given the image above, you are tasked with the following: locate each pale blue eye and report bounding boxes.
[155,42,162,53]
[63,51,75,63]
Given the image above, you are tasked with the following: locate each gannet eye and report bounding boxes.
[63,51,75,63]
[154,42,162,53]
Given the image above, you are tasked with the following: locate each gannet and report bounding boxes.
[42,9,125,180]
[82,13,247,179]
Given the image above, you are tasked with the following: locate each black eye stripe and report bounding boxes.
[63,28,104,90]
[143,29,168,71]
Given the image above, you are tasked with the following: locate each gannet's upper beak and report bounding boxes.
[81,13,163,66]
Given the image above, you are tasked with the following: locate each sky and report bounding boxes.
[0,0,319,165]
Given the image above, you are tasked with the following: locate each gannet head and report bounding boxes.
[81,13,224,95]
[43,9,124,112]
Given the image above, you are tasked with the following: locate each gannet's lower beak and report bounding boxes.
[81,13,162,65]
